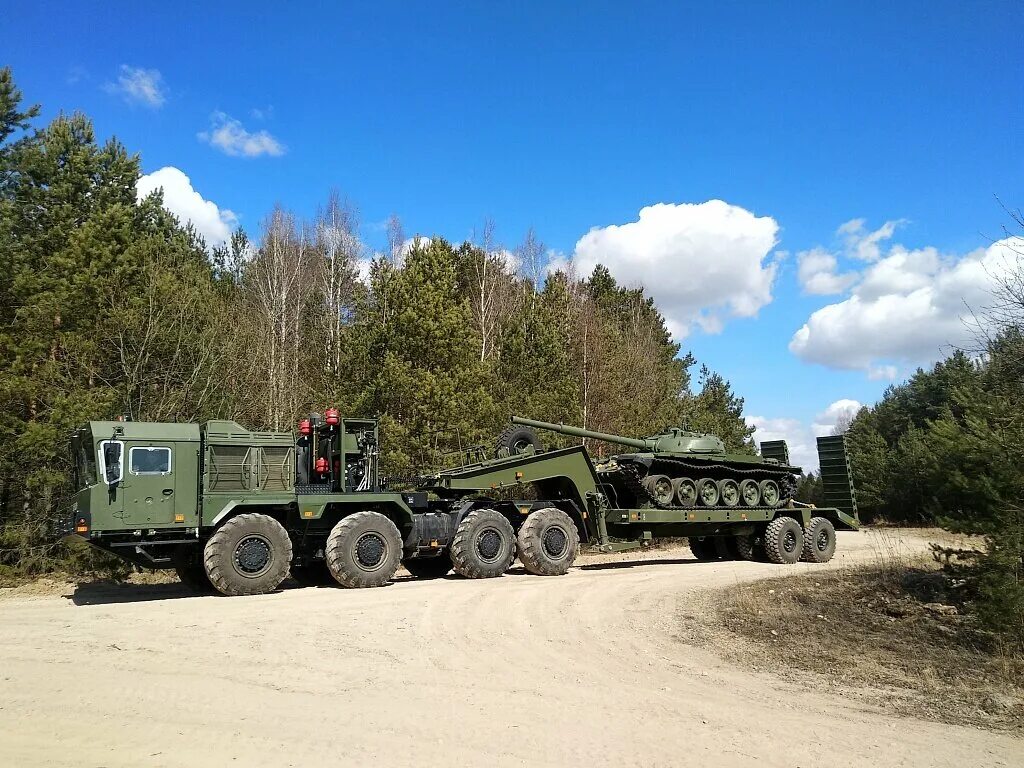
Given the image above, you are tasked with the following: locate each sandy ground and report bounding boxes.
[0,530,1021,768]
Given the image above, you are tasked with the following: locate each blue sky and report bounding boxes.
[5,1,1022,467]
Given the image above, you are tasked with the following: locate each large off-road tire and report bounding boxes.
[173,545,215,593]
[715,536,741,560]
[734,532,759,561]
[450,508,516,579]
[290,560,335,586]
[326,511,402,588]
[203,513,293,596]
[402,552,453,579]
[801,517,837,563]
[763,516,804,565]
[688,536,719,561]
[495,425,542,457]
[517,507,580,576]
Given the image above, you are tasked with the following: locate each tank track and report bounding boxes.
[604,460,797,511]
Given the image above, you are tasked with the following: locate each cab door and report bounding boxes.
[121,442,177,527]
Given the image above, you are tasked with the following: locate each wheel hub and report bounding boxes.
[542,526,568,558]
[783,530,798,553]
[817,530,829,550]
[476,528,502,562]
[355,532,387,570]
[235,536,271,575]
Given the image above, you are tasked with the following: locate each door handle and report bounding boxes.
[162,489,174,496]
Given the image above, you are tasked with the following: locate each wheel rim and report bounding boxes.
[762,481,780,505]
[782,528,798,554]
[721,481,739,505]
[677,480,697,506]
[476,527,504,563]
[542,525,569,559]
[354,532,389,571]
[511,438,531,454]
[234,535,272,577]
[741,481,759,505]
[817,529,830,551]
[699,481,719,506]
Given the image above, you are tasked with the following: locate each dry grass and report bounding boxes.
[689,544,1024,732]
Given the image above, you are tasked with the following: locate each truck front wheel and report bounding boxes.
[203,513,293,596]
[326,511,402,588]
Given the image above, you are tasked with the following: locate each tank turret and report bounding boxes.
[501,416,797,510]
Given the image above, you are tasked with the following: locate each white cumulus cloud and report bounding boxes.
[791,236,1023,373]
[137,166,237,247]
[566,200,780,338]
[749,398,862,472]
[797,247,858,295]
[106,65,166,108]
[198,112,285,158]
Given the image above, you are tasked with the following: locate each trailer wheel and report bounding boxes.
[801,517,837,563]
[203,513,293,596]
[290,561,335,586]
[326,511,402,588]
[402,552,453,579]
[734,532,759,561]
[173,546,215,593]
[450,508,516,579]
[495,425,542,457]
[763,516,803,565]
[517,507,580,576]
[697,478,720,506]
[688,536,718,561]
[739,479,760,507]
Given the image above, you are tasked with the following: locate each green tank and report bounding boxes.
[501,416,799,509]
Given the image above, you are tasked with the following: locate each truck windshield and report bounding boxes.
[73,439,97,490]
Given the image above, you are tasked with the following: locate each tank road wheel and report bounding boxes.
[718,479,740,508]
[402,552,453,579]
[673,477,698,507]
[642,474,675,506]
[173,546,215,593]
[326,511,402,588]
[517,507,580,576]
[734,532,759,561]
[801,517,837,563]
[759,479,782,508]
[450,508,516,579]
[763,516,804,565]
[495,425,542,457]
[739,479,760,507]
[203,513,293,596]
[689,537,719,561]
[697,478,720,506]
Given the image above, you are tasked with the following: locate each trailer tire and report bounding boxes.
[763,516,803,565]
[495,425,542,457]
[326,511,402,588]
[203,513,293,596]
[402,553,453,579]
[450,508,516,579]
[801,517,837,563]
[173,546,215,593]
[688,536,719,561]
[517,507,580,576]
[734,532,758,561]
[290,561,335,586]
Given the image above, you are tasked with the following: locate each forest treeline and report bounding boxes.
[0,69,753,572]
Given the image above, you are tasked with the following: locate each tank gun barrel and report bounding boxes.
[511,416,651,449]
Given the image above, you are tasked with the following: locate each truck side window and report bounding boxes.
[129,446,172,475]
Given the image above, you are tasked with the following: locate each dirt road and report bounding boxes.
[0,530,1020,768]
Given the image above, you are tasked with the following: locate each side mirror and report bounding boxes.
[103,442,123,485]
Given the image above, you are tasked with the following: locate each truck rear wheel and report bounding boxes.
[203,513,293,596]
[450,508,515,579]
[801,517,837,563]
[403,552,453,579]
[763,516,803,565]
[326,511,402,588]
[517,507,580,576]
